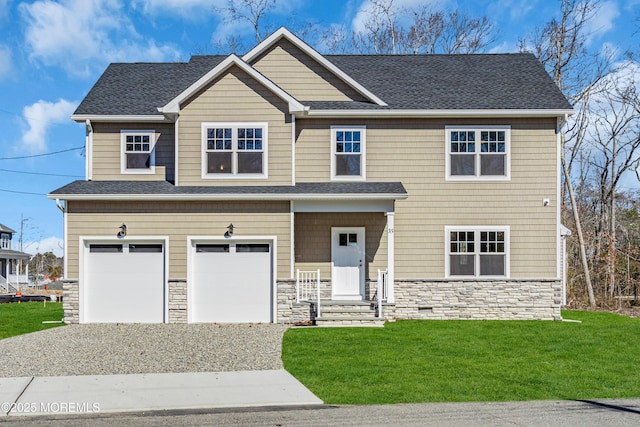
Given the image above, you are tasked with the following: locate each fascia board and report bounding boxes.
[303,109,576,118]
[47,193,408,201]
[242,27,388,107]
[159,54,304,114]
[71,114,170,123]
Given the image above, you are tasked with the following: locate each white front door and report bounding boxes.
[331,227,365,300]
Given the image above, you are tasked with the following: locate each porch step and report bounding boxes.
[314,299,384,327]
[315,318,385,327]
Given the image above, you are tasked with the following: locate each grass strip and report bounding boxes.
[0,302,64,340]
[282,311,640,404]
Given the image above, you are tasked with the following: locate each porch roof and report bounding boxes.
[48,180,408,201]
[0,249,31,260]
[0,224,16,234]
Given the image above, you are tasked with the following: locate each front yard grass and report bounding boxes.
[282,311,640,404]
[0,302,64,340]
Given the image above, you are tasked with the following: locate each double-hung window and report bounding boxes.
[446,126,510,180]
[446,226,509,277]
[202,123,267,178]
[331,126,365,180]
[121,130,155,174]
[0,233,10,250]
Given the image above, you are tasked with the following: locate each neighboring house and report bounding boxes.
[0,223,30,293]
[49,28,573,325]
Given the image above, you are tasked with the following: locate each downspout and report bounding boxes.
[85,120,93,181]
[56,199,68,279]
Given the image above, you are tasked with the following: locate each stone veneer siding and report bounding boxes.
[61,278,562,323]
[168,279,187,323]
[388,279,563,320]
[62,279,79,324]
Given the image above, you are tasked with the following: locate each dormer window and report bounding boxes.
[121,130,156,174]
[0,233,10,250]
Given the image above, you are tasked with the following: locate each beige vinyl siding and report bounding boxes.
[65,200,291,279]
[250,38,368,102]
[295,117,559,279]
[91,122,175,182]
[294,212,388,280]
[177,66,292,186]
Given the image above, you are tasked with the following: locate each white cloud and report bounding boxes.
[24,236,63,257]
[132,0,225,16]
[350,0,448,33]
[21,99,77,153]
[20,0,181,77]
[0,45,11,79]
[587,1,620,39]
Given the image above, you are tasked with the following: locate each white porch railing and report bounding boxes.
[296,269,321,317]
[0,273,27,294]
[377,268,389,319]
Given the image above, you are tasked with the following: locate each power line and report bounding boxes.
[0,188,47,196]
[0,145,84,160]
[0,167,83,178]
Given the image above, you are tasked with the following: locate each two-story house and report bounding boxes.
[49,28,573,324]
[0,223,30,293]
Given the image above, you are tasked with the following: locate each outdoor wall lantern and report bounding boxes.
[117,224,127,239]
[224,223,234,238]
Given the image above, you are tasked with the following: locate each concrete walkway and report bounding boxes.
[0,370,323,417]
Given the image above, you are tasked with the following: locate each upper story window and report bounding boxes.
[202,123,267,179]
[0,233,10,250]
[331,126,366,181]
[446,126,510,181]
[121,130,156,174]
[445,226,510,278]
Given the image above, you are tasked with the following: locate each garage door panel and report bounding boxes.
[191,243,272,323]
[85,243,165,323]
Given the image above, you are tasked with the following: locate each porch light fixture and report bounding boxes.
[224,223,234,238]
[117,224,127,239]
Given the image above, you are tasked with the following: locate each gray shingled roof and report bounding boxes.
[0,224,16,234]
[74,53,571,116]
[49,180,407,199]
[0,249,31,259]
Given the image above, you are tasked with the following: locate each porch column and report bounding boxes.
[386,211,395,303]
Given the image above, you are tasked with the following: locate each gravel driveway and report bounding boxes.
[0,324,289,377]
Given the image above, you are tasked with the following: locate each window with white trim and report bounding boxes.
[331,126,365,180]
[202,123,267,178]
[445,227,509,277]
[446,126,510,180]
[121,131,155,174]
[0,233,10,250]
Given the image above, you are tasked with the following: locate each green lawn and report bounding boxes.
[282,311,640,404]
[0,302,64,340]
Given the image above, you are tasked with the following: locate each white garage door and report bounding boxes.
[191,242,272,323]
[85,243,165,323]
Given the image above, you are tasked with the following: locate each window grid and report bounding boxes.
[447,228,508,278]
[125,135,151,153]
[447,127,509,179]
[203,124,266,177]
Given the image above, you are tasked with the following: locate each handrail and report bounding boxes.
[296,269,321,318]
[377,268,388,319]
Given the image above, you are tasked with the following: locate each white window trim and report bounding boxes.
[201,122,268,179]
[0,233,10,250]
[331,125,366,181]
[120,130,156,174]
[445,125,511,181]
[444,226,510,278]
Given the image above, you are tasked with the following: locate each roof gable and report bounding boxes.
[159,54,305,114]
[243,27,387,106]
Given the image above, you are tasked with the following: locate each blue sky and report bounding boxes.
[0,0,638,257]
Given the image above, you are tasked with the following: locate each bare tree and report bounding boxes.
[520,0,614,307]
[219,0,276,44]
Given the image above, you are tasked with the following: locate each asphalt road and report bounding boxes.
[2,399,640,426]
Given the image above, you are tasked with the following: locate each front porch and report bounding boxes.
[0,253,30,294]
[295,268,390,326]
